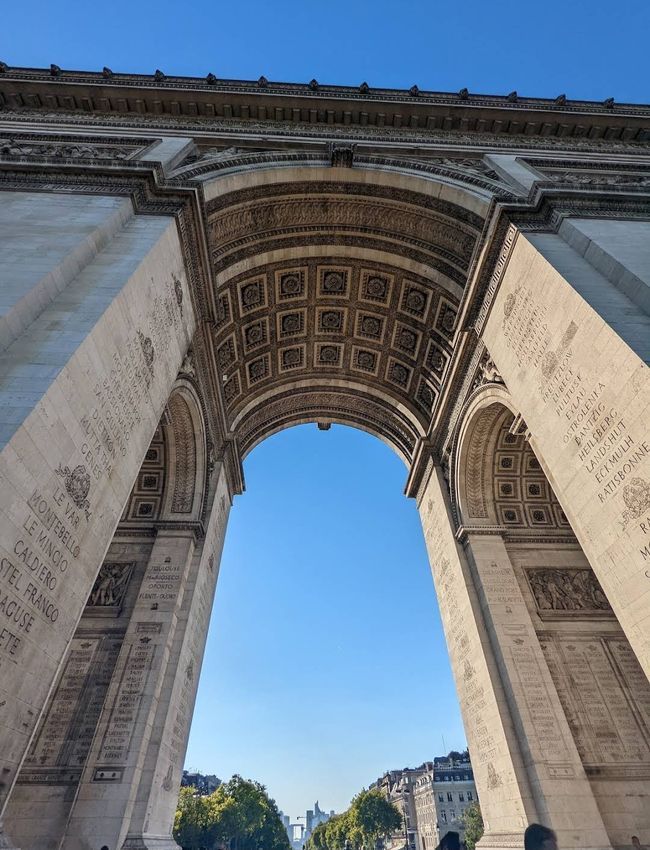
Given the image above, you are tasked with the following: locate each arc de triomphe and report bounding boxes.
[0,66,650,850]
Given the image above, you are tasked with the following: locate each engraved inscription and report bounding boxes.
[541,636,650,765]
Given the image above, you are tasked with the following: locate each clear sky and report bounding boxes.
[1,1,649,102]
[186,426,463,818]
[3,0,649,821]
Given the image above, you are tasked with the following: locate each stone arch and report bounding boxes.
[119,379,207,528]
[201,162,491,466]
[161,381,207,522]
[454,387,570,532]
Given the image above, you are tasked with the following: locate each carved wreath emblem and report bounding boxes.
[56,464,91,520]
[162,763,174,792]
[137,330,155,385]
[621,477,650,529]
[503,291,517,321]
[486,762,502,789]
[173,273,183,316]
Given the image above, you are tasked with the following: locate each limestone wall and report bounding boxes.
[0,199,194,829]
[482,229,650,676]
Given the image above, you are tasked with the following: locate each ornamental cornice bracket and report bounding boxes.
[454,524,508,543]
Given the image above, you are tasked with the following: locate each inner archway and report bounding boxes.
[184,423,465,817]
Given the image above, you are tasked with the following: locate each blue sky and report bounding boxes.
[3,0,649,820]
[2,1,650,102]
[186,426,463,818]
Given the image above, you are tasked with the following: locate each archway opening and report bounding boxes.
[186,423,465,820]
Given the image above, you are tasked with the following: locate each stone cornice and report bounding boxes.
[1,65,649,147]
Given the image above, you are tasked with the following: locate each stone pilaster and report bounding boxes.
[418,467,535,848]
[460,531,610,849]
[62,529,198,850]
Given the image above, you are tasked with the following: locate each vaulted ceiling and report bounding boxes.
[201,164,490,463]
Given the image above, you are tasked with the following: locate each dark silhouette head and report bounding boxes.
[440,831,460,850]
[524,824,558,850]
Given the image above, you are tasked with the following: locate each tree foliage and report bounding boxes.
[461,803,483,850]
[306,789,402,850]
[174,775,291,850]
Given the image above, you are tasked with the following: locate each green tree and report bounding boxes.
[325,812,352,850]
[175,786,214,850]
[306,789,401,850]
[462,803,483,850]
[309,821,329,850]
[348,789,402,850]
[173,775,291,850]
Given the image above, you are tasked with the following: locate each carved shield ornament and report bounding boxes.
[621,477,650,528]
[56,463,91,520]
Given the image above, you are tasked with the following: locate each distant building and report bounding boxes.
[372,764,434,850]
[180,770,221,796]
[305,801,334,840]
[278,811,291,838]
[413,756,477,850]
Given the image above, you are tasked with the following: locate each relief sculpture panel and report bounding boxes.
[87,562,134,611]
[526,568,612,618]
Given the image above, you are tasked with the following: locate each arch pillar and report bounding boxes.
[418,466,534,848]
[418,467,612,850]
[61,460,231,850]
[0,204,195,849]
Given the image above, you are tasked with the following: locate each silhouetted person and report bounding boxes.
[438,831,460,850]
[524,824,558,850]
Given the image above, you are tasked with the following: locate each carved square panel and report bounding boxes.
[350,345,380,376]
[278,344,306,372]
[355,311,386,343]
[385,357,413,391]
[314,343,343,368]
[434,298,457,338]
[140,472,160,491]
[359,270,393,305]
[316,307,347,335]
[237,276,268,315]
[223,371,241,405]
[392,322,422,359]
[216,334,237,370]
[275,267,307,301]
[132,497,159,519]
[399,280,431,321]
[499,505,523,526]
[246,353,271,386]
[525,454,542,473]
[215,292,232,330]
[553,504,571,527]
[424,339,448,378]
[497,479,520,501]
[415,378,437,414]
[145,446,161,463]
[525,505,553,526]
[495,452,521,475]
[318,266,349,297]
[526,479,548,500]
[501,430,523,448]
[242,317,269,352]
[277,309,307,339]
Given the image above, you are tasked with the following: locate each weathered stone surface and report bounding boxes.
[1,74,650,850]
